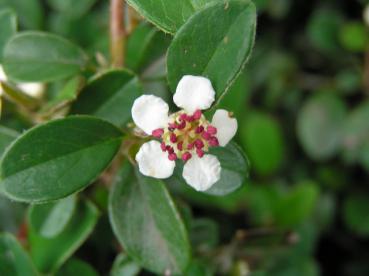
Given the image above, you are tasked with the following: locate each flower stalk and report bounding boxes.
[110,0,126,67]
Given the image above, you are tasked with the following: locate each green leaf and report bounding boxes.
[47,0,96,19]
[167,0,256,100]
[3,31,88,82]
[0,0,43,29]
[0,194,25,233]
[297,93,346,161]
[0,116,122,203]
[71,70,142,127]
[111,253,141,276]
[0,9,16,62]
[126,0,221,34]
[0,233,38,276]
[0,125,18,157]
[343,194,369,236]
[205,142,249,195]
[190,218,219,249]
[28,199,99,273]
[240,111,285,175]
[109,163,190,274]
[56,258,98,276]
[339,21,368,53]
[126,23,171,73]
[28,195,77,238]
[342,101,369,171]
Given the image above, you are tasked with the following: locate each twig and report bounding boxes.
[110,0,126,67]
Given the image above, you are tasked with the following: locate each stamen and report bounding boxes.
[194,139,204,149]
[170,133,177,143]
[207,125,217,135]
[196,149,204,158]
[195,126,204,134]
[202,132,211,140]
[160,142,166,152]
[182,152,192,161]
[168,123,178,129]
[193,110,202,120]
[177,120,186,129]
[167,146,174,154]
[152,128,164,138]
[187,143,194,150]
[177,141,183,151]
[168,153,177,161]
[209,136,219,147]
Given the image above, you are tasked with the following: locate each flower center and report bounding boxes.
[151,110,219,161]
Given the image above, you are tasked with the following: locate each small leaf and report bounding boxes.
[343,193,369,236]
[240,111,285,175]
[205,142,249,196]
[109,162,190,275]
[0,0,43,29]
[0,9,16,62]
[28,195,77,238]
[167,0,256,100]
[3,31,88,82]
[71,70,142,127]
[56,258,98,276]
[47,0,96,19]
[297,93,346,161]
[0,116,122,203]
[111,253,141,276]
[28,199,99,273]
[0,125,18,157]
[126,0,221,34]
[0,233,38,276]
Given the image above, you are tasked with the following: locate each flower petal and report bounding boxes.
[182,154,221,191]
[131,94,169,134]
[135,140,175,179]
[18,83,45,98]
[212,109,238,146]
[173,75,215,112]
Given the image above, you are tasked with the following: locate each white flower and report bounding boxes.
[132,75,238,191]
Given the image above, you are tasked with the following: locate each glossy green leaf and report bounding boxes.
[297,93,346,161]
[343,194,369,236]
[0,194,24,233]
[28,199,99,273]
[205,142,249,195]
[47,0,96,19]
[109,163,190,274]
[56,258,98,276]
[167,0,256,100]
[339,21,368,52]
[71,70,142,127]
[126,0,221,34]
[0,126,18,157]
[3,31,88,82]
[0,116,122,203]
[0,0,43,29]
[0,9,16,62]
[29,195,77,238]
[126,23,171,73]
[0,233,38,276]
[111,253,141,276]
[240,111,285,175]
[190,218,219,249]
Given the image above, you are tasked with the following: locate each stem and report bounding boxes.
[110,0,126,67]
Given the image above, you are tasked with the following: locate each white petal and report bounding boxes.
[182,154,221,191]
[173,75,215,113]
[18,83,45,98]
[0,65,7,82]
[212,109,238,147]
[135,140,175,179]
[131,95,169,134]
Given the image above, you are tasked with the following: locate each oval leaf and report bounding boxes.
[0,126,18,157]
[3,31,88,82]
[0,9,16,62]
[0,233,38,276]
[28,199,99,273]
[111,253,141,276]
[71,70,142,127]
[29,195,77,238]
[109,163,190,275]
[0,116,122,203]
[167,0,256,99]
[56,258,98,276]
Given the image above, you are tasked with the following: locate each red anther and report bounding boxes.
[196,149,204,158]
[187,115,195,122]
[193,110,202,120]
[195,126,204,134]
[194,139,204,149]
[168,122,178,129]
[187,143,194,150]
[168,153,177,161]
[207,125,217,135]
[179,113,188,121]
[209,136,219,147]
[161,142,166,152]
[182,152,192,161]
[152,128,164,138]
[177,141,183,151]
[170,133,177,143]
[167,146,174,154]
[177,120,186,129]
[202,131,211,140]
